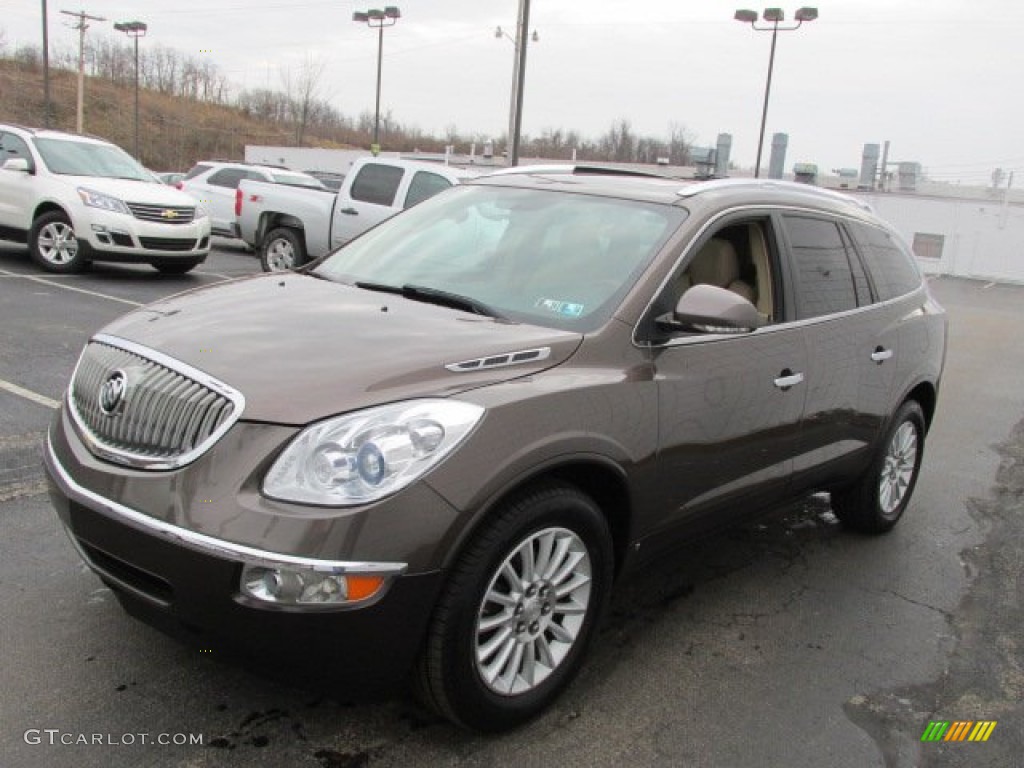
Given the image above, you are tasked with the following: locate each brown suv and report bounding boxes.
[44,170,946,731]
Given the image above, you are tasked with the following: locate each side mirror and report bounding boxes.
[658,283,763,334]
[2,157,31,173]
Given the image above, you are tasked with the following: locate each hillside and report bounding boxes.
[1,58,356,172]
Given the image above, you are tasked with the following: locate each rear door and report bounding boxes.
[778,212,895,491]
[330,162,406,247]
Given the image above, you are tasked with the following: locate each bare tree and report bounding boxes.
[280,55,327,145]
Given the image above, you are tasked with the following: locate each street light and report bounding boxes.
[500,0,536,167]
[734,7,817,178]
[353,6,401,155]
[114,20,147,160]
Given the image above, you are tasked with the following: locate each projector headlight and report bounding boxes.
[263,399,484,506]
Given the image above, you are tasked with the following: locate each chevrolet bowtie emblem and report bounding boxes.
[161,209,179,219]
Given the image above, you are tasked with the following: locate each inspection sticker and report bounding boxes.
[536,298,584,317]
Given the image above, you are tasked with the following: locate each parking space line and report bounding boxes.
[0,269,143,306]
[0,379,60,409]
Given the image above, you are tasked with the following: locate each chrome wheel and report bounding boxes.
[265,238,296,271]
[879,421,918,515]
[37,220,78,265]
[474,526,592,696]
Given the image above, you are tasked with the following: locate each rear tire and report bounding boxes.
[832,400,926,534]
[30,211,89,273]
[260,227,306,272]
[415,482,613,732]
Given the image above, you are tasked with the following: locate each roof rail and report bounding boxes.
[676,177,875,212]
[485,163,672,180]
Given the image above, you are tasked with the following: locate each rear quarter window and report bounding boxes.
[848,222,922,301]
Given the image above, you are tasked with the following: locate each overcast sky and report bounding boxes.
[4,0,1022,183]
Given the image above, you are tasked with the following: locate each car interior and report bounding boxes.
[676,221,775,324]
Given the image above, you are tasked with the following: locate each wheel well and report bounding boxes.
[905,382,937,431]
[472,462,633,578]
[33,202,68,222]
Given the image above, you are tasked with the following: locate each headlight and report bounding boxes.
[77,187,130,215]
[263,399,484,506]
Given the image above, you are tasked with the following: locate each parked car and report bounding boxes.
[179,161,325,238]
[236,156,474,271]
[304,170,346,191]
[0,123,211,274]
[156,171,184,186]
[45,169,946,731]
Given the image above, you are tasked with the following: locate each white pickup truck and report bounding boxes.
[236,157,475,271]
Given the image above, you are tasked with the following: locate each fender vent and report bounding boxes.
[445,347,551,373]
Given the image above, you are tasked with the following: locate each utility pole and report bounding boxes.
[60,9,106,133]
[506,0,532,167]
[42,1,52,127]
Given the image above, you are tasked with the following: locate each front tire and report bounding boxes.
[833,400,926,534]
[415,483,613,732]
[260,227,306,272]
[30,211,89,273]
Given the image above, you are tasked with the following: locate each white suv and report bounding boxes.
[0,124,211,274]
[179,162,325,238]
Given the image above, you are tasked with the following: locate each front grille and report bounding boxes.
[138,237,198,252]
[69,336,244,469]
[126,203,196,225]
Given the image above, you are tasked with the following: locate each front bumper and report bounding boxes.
[72,207,211,261]
[44,427,444,690]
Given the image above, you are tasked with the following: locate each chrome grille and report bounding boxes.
[68,335,244,469]
[125,203,196,225]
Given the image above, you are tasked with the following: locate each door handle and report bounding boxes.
[773,370,805,391]
[340,207,358,215]
[870,347,894,363]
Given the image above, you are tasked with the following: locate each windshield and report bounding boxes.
[33,137,153,181]
[314,184,686,331]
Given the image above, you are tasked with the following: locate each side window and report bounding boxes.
[672,218,777,323]
[350,164,404,207]
[0,133,33,165]
[206,168,248,189]
[404,171,452,209]
[848,222,922,301]
[183,163,213,180]
[839,224,872,306]
[782,215,858,319]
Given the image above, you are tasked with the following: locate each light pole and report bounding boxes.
[500,0,535,167]
[493,23,540,167]
[734,7,817,178]
[114,20,147,160]
[353,6,400,156]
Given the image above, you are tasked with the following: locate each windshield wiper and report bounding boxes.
[354,281,507,321]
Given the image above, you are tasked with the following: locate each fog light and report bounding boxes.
[240,564,385,608]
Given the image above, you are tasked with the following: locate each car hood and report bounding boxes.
[62,175,198,206]
[98,274,584,424]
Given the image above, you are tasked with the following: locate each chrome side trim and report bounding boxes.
[445,346,551,373]
[45,433,408,576]
[68,333,246,470]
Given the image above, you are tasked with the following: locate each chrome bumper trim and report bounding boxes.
[45,432,408,577]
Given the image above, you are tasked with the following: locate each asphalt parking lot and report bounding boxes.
[1,241,1021,768]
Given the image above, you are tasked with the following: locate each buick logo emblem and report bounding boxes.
[98,370,128,415]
